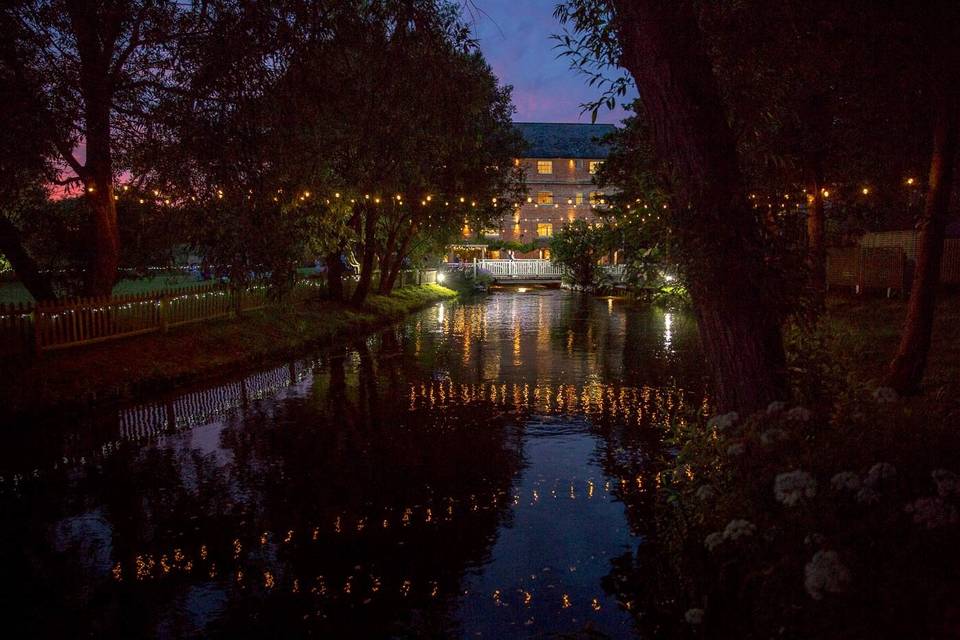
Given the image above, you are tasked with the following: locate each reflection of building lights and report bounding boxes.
[517,287,528,293]
[664,312,673,351]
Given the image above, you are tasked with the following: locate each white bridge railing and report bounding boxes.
[443,259,627,282]
[476,259,565,278]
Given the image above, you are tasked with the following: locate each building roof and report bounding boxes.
[514,122,616,159]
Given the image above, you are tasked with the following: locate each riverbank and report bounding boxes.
[621,293,960,637]
[0,284,457,421]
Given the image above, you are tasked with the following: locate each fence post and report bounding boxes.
[159,293,169,333]
[32,306,42,356]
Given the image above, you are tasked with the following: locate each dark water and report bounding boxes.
[0,289,705,638]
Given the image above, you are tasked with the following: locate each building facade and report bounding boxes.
[494,122,616,244]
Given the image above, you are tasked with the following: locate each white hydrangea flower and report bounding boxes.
[695,485,716,501]
[786,406,812,422]
[766,400,786,414]
[865,462,897,487]
[726,442,745,456]
[872,386,898,403]
[775,470,817,506]
[830,471,861,492]
[932,469,959,498]
[760,428,787,446]
[704,531,726,551]
[905,496,960,529]
[804,550,850,600]
[707,411,739,432]
[684,608,705,625]
[723,519,756,540]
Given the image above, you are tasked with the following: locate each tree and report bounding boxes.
[886,3,960,394]
[4,0,191,296]
[550,220,608,289]
[559,0,787,413]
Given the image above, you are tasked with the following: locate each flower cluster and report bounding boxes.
[708,411,739,432]
[704,519,757,551]
[774,470,817,506]
[905,496,959,529]
[932,469,959,498]
[830,471,860,492]
[695,484,716,501]
[804,550,850,600]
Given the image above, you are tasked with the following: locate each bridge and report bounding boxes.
[444,259,626,285]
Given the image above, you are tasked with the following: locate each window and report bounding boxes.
[482,228,500,238]
[589,160,603,174]
[589,190,602,204]
[537,160,553,174]
[537,223,553,238]
[537,191,553,205]
[575,192,584,205]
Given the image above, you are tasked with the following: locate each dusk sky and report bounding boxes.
[467,0,637,125]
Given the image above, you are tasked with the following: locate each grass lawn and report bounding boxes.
[0,267,322,304]
[818,291,960,396]
[0,284,456,419]
[0,274,212,305]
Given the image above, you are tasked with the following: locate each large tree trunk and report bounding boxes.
[885,84,958,394]
[611,0,786,414]
[69,0,121,297]
[804,162,826,296]
[82,103,120,297]
[381,226,415,295]
[799,93,831,300]
[377,223,400,294]
[0,215,56,301]
[351,204,378,304]
[325,251,345,301]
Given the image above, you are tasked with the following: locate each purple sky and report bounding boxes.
[467,0,636,125]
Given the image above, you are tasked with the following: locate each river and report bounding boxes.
[0,288,706,638]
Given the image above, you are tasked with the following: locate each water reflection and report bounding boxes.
[1,290,704,638]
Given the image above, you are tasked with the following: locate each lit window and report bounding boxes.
[575,192,584,205]
[537,160,553,174]
[537,223,553,237]
[589,190,603,204]
[482,229,500,238]
[589,160,603,174]
[537,191,553,205]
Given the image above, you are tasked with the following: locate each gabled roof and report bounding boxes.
[514,122,616,159]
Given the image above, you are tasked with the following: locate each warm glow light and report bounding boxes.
[862,187,870,195]
[906,177,915,185]
[822,189,830,198]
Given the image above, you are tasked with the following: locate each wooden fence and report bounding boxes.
[827,241,960,294]
[827,247,904,295]
[0,269,436,357]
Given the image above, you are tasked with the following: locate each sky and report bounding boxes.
[468,0,636,125]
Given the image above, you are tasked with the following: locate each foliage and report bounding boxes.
[549,220,608,290]
[134,0,522,301]
[604,297,960,637]
[480,238,549,254]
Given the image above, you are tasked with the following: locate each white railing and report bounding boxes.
[441,260,628,282]
[476,259,565,278]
